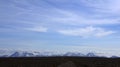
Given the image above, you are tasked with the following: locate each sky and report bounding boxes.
[1,0,120,55]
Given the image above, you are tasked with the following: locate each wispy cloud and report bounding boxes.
[0,0,119,34]
[1,0,120,53]
[58,26,115,38]
[81,0,120,13]
[49,9,119,25]
[24,26,48,32]
[48,0,120,25]
[2,0,119,26]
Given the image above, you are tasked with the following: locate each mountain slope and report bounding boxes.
[0,50,119,58]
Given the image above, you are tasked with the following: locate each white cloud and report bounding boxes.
[46,8,120,25]
[43,0,120,25]
[95,30,115,37]
[58,26,115,38]
[4,0,120,27]
[81,0,120,13]
[24,26,48,32]
[10,0,120,26]
[1,0,120,33]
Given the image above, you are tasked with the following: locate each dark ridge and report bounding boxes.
[0,57,120,67]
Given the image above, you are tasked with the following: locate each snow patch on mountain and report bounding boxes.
[0,49,119,58]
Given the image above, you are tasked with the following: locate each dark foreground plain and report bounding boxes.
[0,57,120,67]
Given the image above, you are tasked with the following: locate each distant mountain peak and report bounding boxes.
[0,50,119,58]
[86,53,96,57]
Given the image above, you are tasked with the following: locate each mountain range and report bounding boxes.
[0,50,119,58]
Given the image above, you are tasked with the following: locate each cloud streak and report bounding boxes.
[24,26,48,32]
[58,26,115,38]
[81,0,120,13]
[1,0,119,36]
[1,0,120,54]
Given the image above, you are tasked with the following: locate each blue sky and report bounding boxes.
[1,0,120,54]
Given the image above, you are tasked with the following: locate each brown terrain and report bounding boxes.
[0,57,120,67]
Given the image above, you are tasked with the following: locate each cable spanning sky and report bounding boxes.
[0,0,120,55]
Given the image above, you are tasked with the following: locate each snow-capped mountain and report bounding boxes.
[86,53,97,57]
[10,52,34,57]
[63,52,85,56]
[0,50,119,58]
[9,51,63,57]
